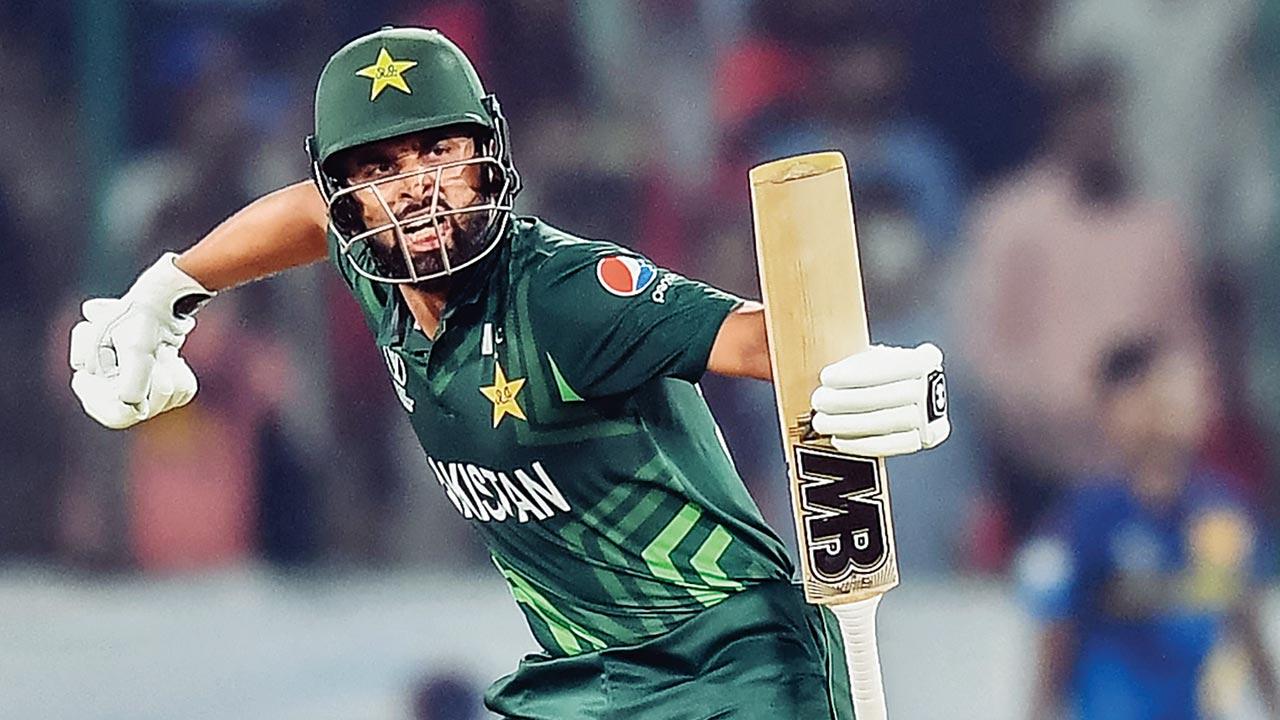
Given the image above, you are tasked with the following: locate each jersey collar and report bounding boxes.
[376,232,512,352]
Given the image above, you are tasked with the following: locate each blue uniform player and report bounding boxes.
[1018,336,1279,720]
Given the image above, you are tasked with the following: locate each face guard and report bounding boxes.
[311,113,520,284]
[305,27,521,284]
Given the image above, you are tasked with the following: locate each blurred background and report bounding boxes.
[4,0,1280,718]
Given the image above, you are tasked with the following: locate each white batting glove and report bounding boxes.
[809,343,950,457]
[68,253,213,429]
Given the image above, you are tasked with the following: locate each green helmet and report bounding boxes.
[306,26,521,284]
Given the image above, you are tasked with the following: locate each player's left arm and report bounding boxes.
[708,304,951,457]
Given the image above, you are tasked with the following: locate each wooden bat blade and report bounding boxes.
[749,151,899,604]
[751,151,898,719]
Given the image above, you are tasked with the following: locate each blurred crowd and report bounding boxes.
[5,0,1280,715]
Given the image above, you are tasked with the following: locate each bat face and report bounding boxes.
[749,152,899,605]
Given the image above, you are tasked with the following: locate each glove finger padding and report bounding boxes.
[819,342,943,389]
[71,371,147,430]
[111,311,162,405]
[812,405,919,438]
[69,254,213,430]
[147,354,176,411]
[69,320,102,372]
[81,298,125,324]
[153,346,198,412]
[810,378,919,415]
[832,431,923,458]
[70,299,128,373]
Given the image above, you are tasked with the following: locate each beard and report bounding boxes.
[368,203,492,282]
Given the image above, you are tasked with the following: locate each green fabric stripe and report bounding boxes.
[633,454,733,605]
[573,516,670,634]
[581,457,667,538]
[582,483,635,528]
[511,585,578,655]
[522,617,567,657]
[575,456,665,536]
[641,503,702,585]
[429,324,482,384]
[557,493,651,643]
[581,530,664,639]
[546,352,584,402]
[494,558,606,655]
[564,484,691,635]
[690,525,745,591]
[635,503,733,607]
[633,454,669,482]
[613,489,666,544]
[687,587,730,607]
[666,521,732,607]
[509,263,638,443]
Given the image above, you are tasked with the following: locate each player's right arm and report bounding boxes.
[69,181,329,429]
[174,181,328,290]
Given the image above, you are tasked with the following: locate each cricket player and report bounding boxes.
[1020,336,1279,720]
[68,27,950,719]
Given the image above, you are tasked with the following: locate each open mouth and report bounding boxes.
[401,217,447,251]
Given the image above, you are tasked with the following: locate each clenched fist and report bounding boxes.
[69,253,213,429]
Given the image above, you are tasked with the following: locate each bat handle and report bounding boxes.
[831,595,887,720]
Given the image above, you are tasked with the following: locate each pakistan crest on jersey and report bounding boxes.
[480,362,527,428]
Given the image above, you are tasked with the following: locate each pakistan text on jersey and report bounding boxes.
[426,456,571,523]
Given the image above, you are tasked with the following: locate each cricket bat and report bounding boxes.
[750,151,897,720]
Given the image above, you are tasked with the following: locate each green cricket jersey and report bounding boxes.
[329,217,794,657]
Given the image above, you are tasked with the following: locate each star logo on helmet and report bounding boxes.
[355,48,418,101]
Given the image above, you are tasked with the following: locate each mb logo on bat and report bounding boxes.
[794,445,890,585]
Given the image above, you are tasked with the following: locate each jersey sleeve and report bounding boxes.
[528,243,743,399]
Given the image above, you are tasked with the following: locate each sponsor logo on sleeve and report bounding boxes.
[650,272,676,304]
[596,256,657,297]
